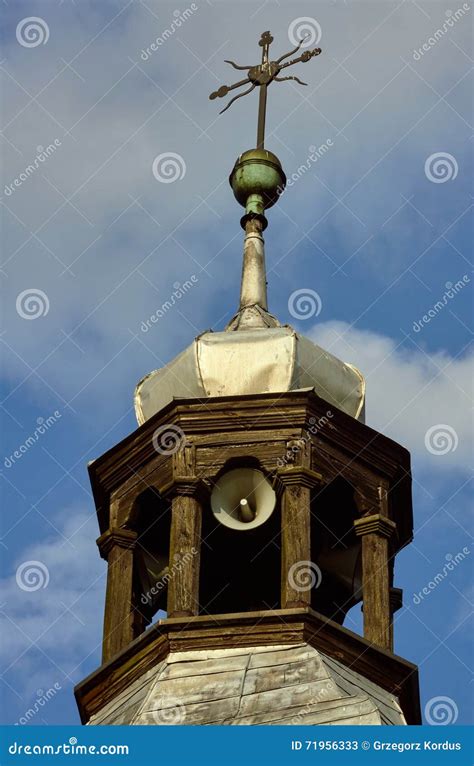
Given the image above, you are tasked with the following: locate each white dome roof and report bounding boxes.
[134,325,365,424]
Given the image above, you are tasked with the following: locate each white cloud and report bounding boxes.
[1,0,471,413]
[0,509,104,699]
[309,321,472,470]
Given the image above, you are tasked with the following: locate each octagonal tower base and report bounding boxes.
[75,609,420,726]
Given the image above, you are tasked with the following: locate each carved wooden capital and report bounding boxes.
[275,466,323,490]
[354,514,397,539]
[165,476,207,499]
[96,527,137,560]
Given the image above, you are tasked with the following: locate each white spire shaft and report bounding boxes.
[239,218,268,310]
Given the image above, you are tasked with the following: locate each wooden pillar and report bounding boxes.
[167,479,202,618]
[354,514,397,650]
[97,527,137,664]
[277,467,322,609]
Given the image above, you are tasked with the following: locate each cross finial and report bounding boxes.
[210,31,322,149]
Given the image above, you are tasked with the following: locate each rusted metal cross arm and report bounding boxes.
[209,31,322,149]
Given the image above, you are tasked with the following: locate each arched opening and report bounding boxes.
[130,487,171,626]
[310,477,362,625]
[199,459,281,614]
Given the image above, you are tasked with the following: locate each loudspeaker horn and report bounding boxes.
[211,468,276,531]
[317,544,362,601]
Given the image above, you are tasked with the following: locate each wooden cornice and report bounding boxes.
[87,391,413,541]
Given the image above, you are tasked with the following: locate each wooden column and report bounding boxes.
[97,527,137,663]
[354,514,397,650]
[277,467,322,609]
[167,479,202,618]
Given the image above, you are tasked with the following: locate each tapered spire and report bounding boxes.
[209,32,322,330]
[225,148,285,330]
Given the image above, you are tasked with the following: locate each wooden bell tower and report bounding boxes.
[75,31,421,726]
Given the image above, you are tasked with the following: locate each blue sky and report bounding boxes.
[0,0,472,726]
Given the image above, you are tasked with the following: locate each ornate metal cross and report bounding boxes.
[210,31,322,149]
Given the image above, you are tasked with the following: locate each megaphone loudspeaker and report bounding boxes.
[211,468,276,531]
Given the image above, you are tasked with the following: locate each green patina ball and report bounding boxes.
[229,149,286,211]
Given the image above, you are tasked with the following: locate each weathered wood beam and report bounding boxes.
[354,513,397,650]
[277,467,322,609]
[167,478,202,618]
[97,527,138,663]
